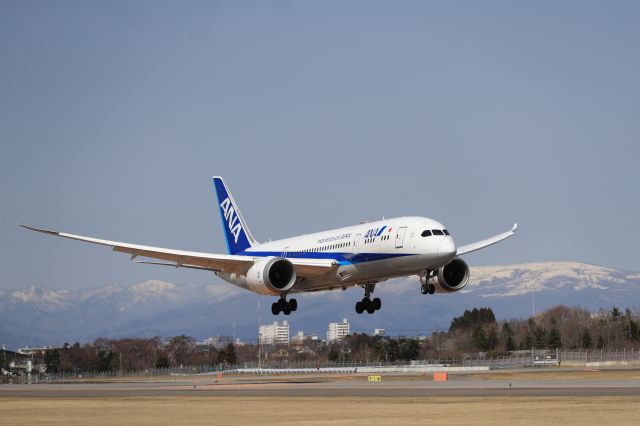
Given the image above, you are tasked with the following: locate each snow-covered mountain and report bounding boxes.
[1,261,639,349]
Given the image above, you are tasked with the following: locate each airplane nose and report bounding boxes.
[437,238,456,263]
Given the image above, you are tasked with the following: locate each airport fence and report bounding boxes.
[0,356,536,383]
[559,348,640,363]
[3,348,640,384]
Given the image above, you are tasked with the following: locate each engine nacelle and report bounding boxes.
[423,258,470,293]
[245,257,296,295]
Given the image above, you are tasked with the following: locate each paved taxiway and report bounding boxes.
[2,373,640,398]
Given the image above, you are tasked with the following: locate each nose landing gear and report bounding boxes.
[420,283,435,295]
[271,294,297,315]
[421,270,436,295]
[355,283,381,314]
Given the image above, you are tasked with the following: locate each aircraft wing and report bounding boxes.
[456,223,518,256]
[19,225,336,277]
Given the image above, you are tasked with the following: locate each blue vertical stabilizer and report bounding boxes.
[212,177,255,254]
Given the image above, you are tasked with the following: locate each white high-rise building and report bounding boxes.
[259,321,290,346]
[291,331,305,345]
[327,318,350,343]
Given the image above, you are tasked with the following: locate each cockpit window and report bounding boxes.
[432,229,444,236]
[421,230,432,237]
[443,229,450,235]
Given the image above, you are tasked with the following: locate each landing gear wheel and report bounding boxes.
[421,284,429,295]
[356,283,380,314]
[271,302,280,315]
[428,284,436,295]
[360,298,375,314]
[372,297,381,310]
[272,295,298,315]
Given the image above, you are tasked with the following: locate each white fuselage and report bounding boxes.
[216,216,456,293]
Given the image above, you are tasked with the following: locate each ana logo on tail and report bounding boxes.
[220,197,243,243]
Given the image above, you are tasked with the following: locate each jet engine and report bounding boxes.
[245,257,296,295]
[426,258,470,293]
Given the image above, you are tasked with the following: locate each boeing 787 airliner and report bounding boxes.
[21,177,517,315]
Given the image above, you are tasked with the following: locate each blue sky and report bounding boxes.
[1,1,639,291]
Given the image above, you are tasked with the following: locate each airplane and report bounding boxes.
[21,176,517,316]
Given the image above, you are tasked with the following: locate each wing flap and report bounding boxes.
[456,223,518,256]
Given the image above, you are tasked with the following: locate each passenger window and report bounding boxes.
[433,230,444,236]
[421,230,432,237]
[443,229,450,235]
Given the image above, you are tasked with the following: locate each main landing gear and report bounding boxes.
[272,295,297,315]
[421,269,436,295]
[355,283,381,314]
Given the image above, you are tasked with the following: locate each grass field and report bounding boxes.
[2,396,640,425]
[470,368,640,381]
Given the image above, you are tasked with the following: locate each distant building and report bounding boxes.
[196,336,232,350]
[327,318,350,343]
[259,321,290,346]
[291,331,305,345]
[16,346,54,356]
[374,328,385,336]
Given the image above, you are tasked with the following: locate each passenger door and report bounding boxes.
[352,234,361,254]
[395,226,407,248]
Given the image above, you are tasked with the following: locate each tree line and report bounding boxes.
[440,305,640,354]
[32,304,640,373]
[42,335,238,374]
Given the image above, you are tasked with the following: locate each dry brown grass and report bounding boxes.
[470,368,640,381]
[2,396,640,425]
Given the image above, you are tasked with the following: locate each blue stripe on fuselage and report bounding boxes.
[237,250,415,265]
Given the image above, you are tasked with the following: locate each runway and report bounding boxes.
[2,371,640,398]
[4,372,640,425]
